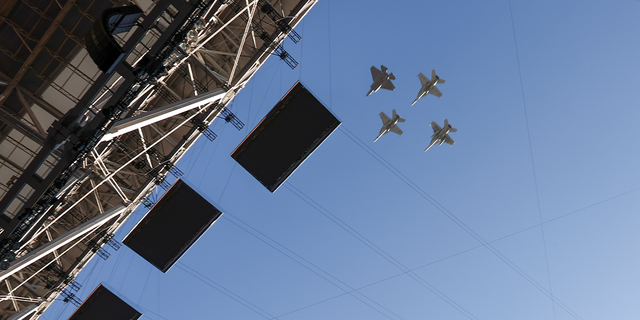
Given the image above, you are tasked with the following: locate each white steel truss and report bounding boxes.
[0,0,318,319]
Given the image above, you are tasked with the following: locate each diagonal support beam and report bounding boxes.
[15,90,45,136]
[228,0,257,84]
[167,0,258,84]
[16,87,63,120]
[4,280,19,311]
[0,71,63,120]
[137,129,154,169]
[190,54,228,85]
[9,275,40,297]
[6,302,39,320]
[101,88,226,141]
[200,51,231,77]
[0,108,45,145]
[44,230,63,270]
[0,205,125,283]
[91,152,130,203]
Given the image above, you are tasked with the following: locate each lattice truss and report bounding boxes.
[0,0,317,318]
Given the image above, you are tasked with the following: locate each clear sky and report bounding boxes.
[43,0,640,319]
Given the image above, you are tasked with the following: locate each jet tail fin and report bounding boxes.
[392,109,405,122]
[388,73,396,80]
[444,119,457,132]
[381,65,388,73]
[444,119,458,132]
[431,69,445,83]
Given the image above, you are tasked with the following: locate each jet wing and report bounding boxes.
[380,112,391,125]
[418,73,429,87]
[430,121,442,133]
[443,134,455,145]
[381,80,395,91]
[370,66,383,81]
[390,125,403,135]
[430,86,442,98]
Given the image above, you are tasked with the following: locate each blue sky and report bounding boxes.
[43,0,640,319]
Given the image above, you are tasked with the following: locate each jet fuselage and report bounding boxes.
[411,70,444,106]
[367,66,396,96]
[424,120,456,152]
[368,74,394,96]
[374,116,401,142]
[415,80,436,100]
[374,110,405,142]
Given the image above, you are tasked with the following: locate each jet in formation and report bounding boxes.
[411,69,445,106]
[367,65,396,96]
[424,119,457,151]
[374,109,405,142]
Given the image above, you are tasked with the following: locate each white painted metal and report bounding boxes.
[30,105,214,244]
[0,296,40,303]
[0,205,125,283]
[101,88,226,141]
[228,1,257,84]
[0,0,319,317]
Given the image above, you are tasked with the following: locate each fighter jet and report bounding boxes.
[374,109,405,142]
[411,69,445,106]
[367,65,396,96]
[425,119,457,151]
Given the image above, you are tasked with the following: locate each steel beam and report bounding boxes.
[15,90,45,136]
[101,88,226,141]
[16,88,63,120]
[190,54,228,85]
[6,302,39,320]
[8,276,39,298]
[28,104,216,245]
[0,108,45,146]
[0,71,63,120]
[228,1,257,84]
[0,205,125,283]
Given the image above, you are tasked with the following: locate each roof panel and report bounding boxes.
[46,28,66,50]
[31,0,51,12]
[58,38,77,60]
[31,17,53,39]
[16,45,31,64]
[31,50,52,74]
[8,2,40,34]
[46,0,61,18]
[0,24,22,53]
[0,52,21,78]
[3,91,23,115]
[19,68,44,93]
[43,58,62,77]
[60,6,81,30]
[73,16,93,39]
[86,0,115,17]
